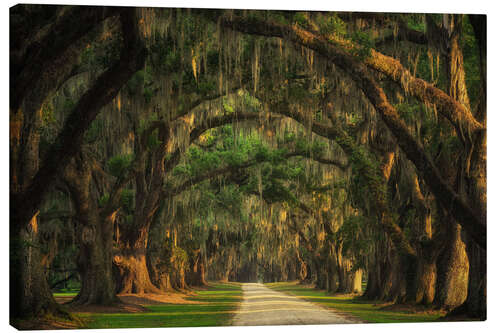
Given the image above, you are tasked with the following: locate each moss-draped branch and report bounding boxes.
[207,12,485,249]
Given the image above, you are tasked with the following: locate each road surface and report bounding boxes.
[232,283,359,326]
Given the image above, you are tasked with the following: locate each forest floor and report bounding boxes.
[232,283,360,325]
[266,281,445,323]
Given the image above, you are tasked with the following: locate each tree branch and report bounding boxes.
[212,13,485,249]
[213,12,483,135]
[10,6,120,112]
[14,8,148,229]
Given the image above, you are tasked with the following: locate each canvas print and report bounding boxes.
[9,4,486,330]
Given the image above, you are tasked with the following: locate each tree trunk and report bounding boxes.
[464,14,487,319]
[449,235,486,319]
[10,100,63,321]
[379,248,407,302]
[338,265,362,294]
[363,264,382,299]
[114,175,165,294]
[351,269,363,294]
[443,17,486,318]
[435,223,469,309]
[327,269,339,293]
[336,252,361,293]
[414,254,437,305]
[313,257,327,289]
[222,262,232,282]
[411,170,438,305]
[148,256,173,292]
[463,239,486,319]
[187,250,208,286]
[10,7,146,320]
[114,248,162,294]
[297,252,308,283]
[363,239,387,299]
[71,214,118,305]
[63,155,118,305]
[169,266,187,290]
[10,216,68,322]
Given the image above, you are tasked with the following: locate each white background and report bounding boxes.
[2,1,498,332]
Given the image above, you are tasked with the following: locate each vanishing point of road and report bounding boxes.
[232,283,360,326]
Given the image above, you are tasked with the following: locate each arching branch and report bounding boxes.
[10,5,120,112]
[210,12,485,249]
[166,148,348,199]
[13,8,148,229]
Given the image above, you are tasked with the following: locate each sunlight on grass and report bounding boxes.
[77,282,243,328]
[266,282,443,323]
[53,292,79,297]
[52,289,80,298]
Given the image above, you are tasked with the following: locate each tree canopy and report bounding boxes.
[9,5,486,326]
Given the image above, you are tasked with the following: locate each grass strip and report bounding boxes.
[71,282,243,328]
[266,281,444,324]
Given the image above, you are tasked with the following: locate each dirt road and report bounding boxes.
[232,283,360,326]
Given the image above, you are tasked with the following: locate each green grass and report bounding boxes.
[53,292,79,297]
[266,281,444,324]
[76,282,243,328]
[53,288,80,297]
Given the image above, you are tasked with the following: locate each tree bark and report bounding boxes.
[462,239,486,319]
[114,222,162,294]
[414,253,437,305]
[409,169,439,305]
[364,261,382,299]
[10,215,69,322]
[335,251,361,294]
[313,257,327,290]
[71,214,118,305]
[114,246,162,294]
[447,234,486,320]
[63,154,118,305]
[187,250,208,286]
[435,222,469,310]
[457,14,487,319]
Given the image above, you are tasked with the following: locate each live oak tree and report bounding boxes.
[10,5,146,320]
[10,6,486,324]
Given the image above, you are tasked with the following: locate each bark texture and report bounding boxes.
[63,154,118,305]
[114,250,162,294]
[435,222,469,309]
[10,215,68,321]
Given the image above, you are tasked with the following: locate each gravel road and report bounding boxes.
[232,283,359,326]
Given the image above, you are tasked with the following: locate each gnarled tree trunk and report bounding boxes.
[114,250,162,294]
[114,225,162,294]
[72,215,117,305]
[435,222,469,310]
[448,234,486,319]
[63,154,118,305]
